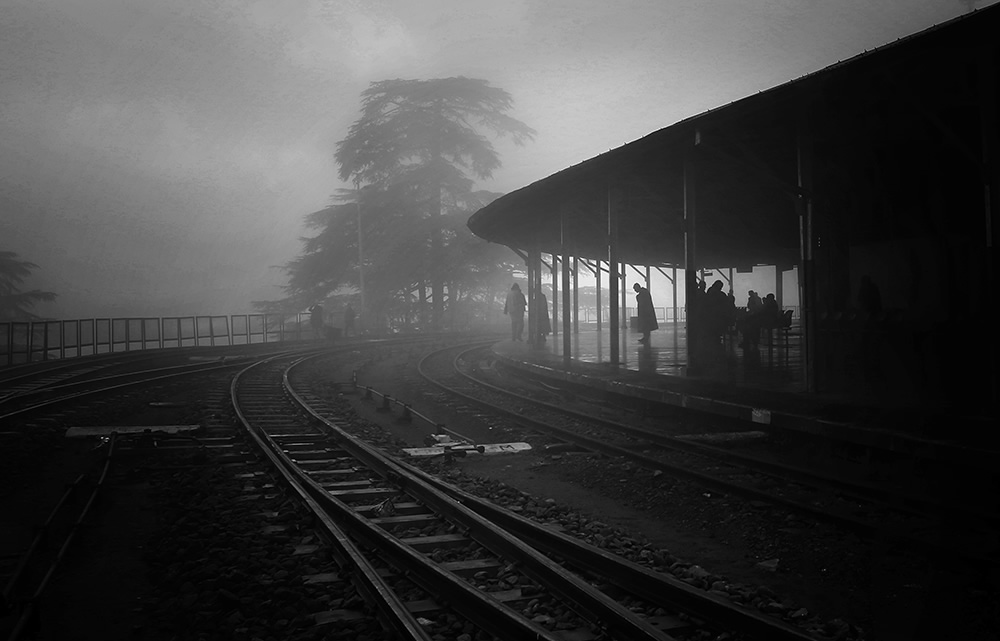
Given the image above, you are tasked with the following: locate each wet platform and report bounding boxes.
[490,324,998,466]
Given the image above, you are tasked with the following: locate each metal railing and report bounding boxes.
[0,313,314,367]
[574,306,799,324]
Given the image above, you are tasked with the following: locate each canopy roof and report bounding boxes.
[468,5,998,269]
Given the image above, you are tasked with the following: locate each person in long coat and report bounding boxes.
[534,291,551,342]
[503,283,526,341]
[632,283,659,344]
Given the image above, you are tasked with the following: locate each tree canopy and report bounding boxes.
[334,77,534,327]
[270,77,533,331]
[0,251,57,320]
[336,77,535,188]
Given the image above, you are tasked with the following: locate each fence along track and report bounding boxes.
[233,352,676,640]
[0,345,328,423]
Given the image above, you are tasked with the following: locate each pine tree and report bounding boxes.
[0,251,57,320]
[334,77,534,327]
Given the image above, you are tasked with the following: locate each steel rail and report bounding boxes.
[401,457,823,641]
[3,434,118,641]
[231,355,433,641]
[0,347,319,421]
[490,356,1000,528]
[418,344,1000,565]
[352,348,824,640]
[418,345,879,532]
[236,348,580,640]
[286,353,675,641]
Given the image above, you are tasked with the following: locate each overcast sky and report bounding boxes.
[1,0,993,318]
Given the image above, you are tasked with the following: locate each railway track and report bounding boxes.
[0,345,339,641]
[410,344,999,566]
[233,350,703,640]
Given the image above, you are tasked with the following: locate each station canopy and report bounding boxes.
[467,5,997,271]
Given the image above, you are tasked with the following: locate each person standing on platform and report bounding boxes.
[534,291,551,343]
[343,304,356,336]
[504,283,526,341]
[308,303,324,339]
[633,282,658,344]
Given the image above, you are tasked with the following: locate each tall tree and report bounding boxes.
[335,77,535,327]
[272,186,522,332]
[0,251,57,320]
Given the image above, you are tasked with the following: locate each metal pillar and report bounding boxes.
[672,265,678,328]
[527,247,539,346]
[621,262,629,366]
[621,262,628,335]
[608,185,620,366]
[562,254,572,369]
[981,41,999,403]
[796,123,816,392]
[551,254,558,339]
[535,251,544,346]
[775,267,784,311]
[684,131,700,375]
[595,259,602,339]
[573,255,579,333]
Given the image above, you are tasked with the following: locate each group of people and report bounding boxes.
[735,289,783,349]
[308,303,355,340]
[689,280,736,347]
[503,279,785,354]
[503,283,551,342]
[504,281,661,346]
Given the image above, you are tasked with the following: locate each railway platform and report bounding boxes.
[490,325,998,468]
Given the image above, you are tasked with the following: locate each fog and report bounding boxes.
[1,0,991,319]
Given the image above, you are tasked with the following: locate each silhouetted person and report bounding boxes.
[761,293,779,327]
[739,290,764,349]
[344,304,356,336]
[308,303,324,339]
[503,283,526,341]
[632,282,658,344]
[858,275,882,316]
[703,280,733,343]
[534,291,551,343]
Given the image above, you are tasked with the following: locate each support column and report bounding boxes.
[608,185,620,366]
[775,267,784,311]
[562,252,571,368]
[797,122,816,392]
[672,265,678,329]
[981,41,999,403]
[527,247,540,346]
[551,255,558,339]
[621,262,628,333]
[596,260,603,340]
[560,211,571,367]
[684,131,700,375]
[573,255,579,333]
[645,266,652,334]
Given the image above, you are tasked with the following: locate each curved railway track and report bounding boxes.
[299,345,828,640]
[409,344,998,566]
[231,350,703,641]
[1,345,339,641]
